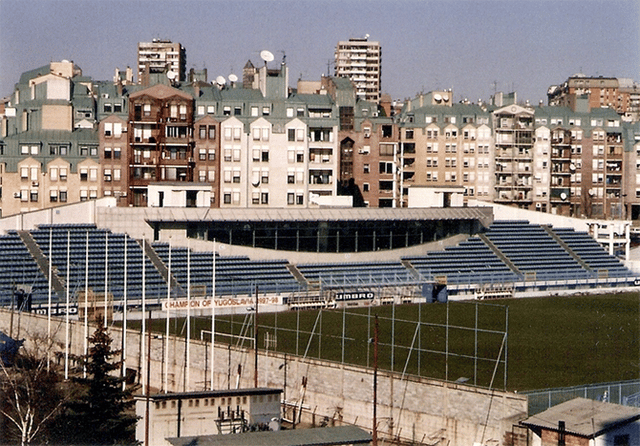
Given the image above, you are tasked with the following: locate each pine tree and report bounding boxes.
[57,324,139,445]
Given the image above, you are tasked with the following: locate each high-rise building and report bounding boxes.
[335,36,381,103]
[137,39,186,85]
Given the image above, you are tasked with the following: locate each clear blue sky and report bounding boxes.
[1,0,638,104]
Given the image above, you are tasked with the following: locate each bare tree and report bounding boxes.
[0,331,70,446]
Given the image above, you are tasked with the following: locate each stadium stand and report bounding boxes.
[0,221,637,309]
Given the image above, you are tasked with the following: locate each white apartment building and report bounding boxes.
[335,36,381,103]
[137,39,186,83]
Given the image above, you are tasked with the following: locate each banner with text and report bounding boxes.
[162,296,281,311]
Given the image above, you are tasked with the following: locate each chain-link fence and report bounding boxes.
[523,379,640,416]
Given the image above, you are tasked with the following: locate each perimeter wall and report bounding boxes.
[0,309,527,445]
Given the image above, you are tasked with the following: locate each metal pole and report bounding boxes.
[504,306,509,390]
[123,236,128,390]
[104,231,108,327]
[391,302,395,372]
[210,240,216,390]
[418,302,421,376]
[164,237,171,393]
[186,239,190,391]
[475,301,478,386]
[254,284,259,388]
[373,315,379,446]
[47,228,52,371]
[141,236,146,392]
[445,302,449,381]
[84,231,89,378]
[341,306,345,364]
[65,230,70,380]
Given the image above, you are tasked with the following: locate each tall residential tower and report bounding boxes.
[335,36,381,103]
[137,39,186,85]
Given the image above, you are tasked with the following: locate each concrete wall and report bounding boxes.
[1,309,527,446]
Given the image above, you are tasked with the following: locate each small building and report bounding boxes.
[135,388,282,446]
[407,185,465,208]
[167,425,372,446]
[520,397,640,446]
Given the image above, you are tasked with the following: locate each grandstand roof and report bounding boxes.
[139,206,494,224]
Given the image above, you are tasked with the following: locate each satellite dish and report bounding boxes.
[569,164,576,171]
[216,75,226,86]
[589,189,595,196]
[560,192,567,201]
[260,50,274,63]
[442,94,449,102]
[167,71,177,80]
[228,74,238,83]
[434,93,442,102]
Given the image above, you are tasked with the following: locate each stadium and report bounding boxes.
[0,197,637,314]
[3,198,640,445]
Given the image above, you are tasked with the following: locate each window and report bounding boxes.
[382,125,392,138]
[21,167,28,179]
[199,149,207,161]
[208,126,216,139]
[80,168,88,181]
[363,164,370,174]
[199,126,206,139]
[59,190,67,202]
[80,147,88,156]
[208,149,215,161]
[50,167,58,181]
[287,192,294,205]
[104,169,112,182]
[60,168,67,181]
[114,169,121,181]
[234,107,242,116]
[261,192,269,204]
[104,148,112,159]
[207,105,215,114]
[223,106,231,116]
[405,129,414,139]
[379,144,394,156]
[104,123,113,136]
[363,183,370,192]
[50,190,57,202]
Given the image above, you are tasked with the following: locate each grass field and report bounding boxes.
[139,292,640,392]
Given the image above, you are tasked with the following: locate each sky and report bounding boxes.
[1,0,639,105]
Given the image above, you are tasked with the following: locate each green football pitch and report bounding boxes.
[140,292,640,392]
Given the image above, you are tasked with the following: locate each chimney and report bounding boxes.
[558,420,566,446]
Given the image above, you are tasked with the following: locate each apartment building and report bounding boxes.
[548,75,640,121]
[335,36,382,103]
[397,91,494,207]
[127,84,196,207]
[3,57,640,221]
[137,39,186,85]
[0,61,100,217]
